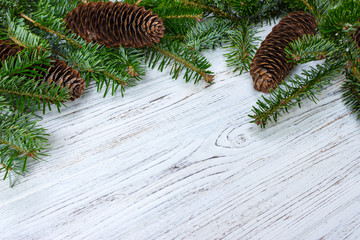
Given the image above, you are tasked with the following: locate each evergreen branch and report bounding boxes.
[0,49,70,112]
[249,61,343,128]
[5,18,50,50]
[24,9,138,95]
[149,43,214,83]
[319,0,360,39]
[343,64,360,117]
[0,139,32,157]
[0,96,49,186]
[20,13,83,48]
[179,0,239,21]
[224,23,260,74]
[57,43,145,96]
[163,18,198,37]
[227,0,286,24]
[285,34,338,64]
[185,19,231,51]
[37,0,81,19]
[0,88,66,105]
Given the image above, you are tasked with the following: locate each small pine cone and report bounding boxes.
[0,40,85,101]
[250,12,317,93]
[65,2,166,48]
[40,59,85,100]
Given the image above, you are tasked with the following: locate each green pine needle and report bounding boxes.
[249,61,343,128]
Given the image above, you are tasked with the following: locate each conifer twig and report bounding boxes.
[53,49,128,87]
[250,62,342,127]
[0,139,35,157]
[151,44,214,83]
[18,15,128,87]
[20,13,83,48]
[179,0,239,21]
[0,88,66,104]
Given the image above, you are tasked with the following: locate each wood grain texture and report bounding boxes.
[1,22,360,240]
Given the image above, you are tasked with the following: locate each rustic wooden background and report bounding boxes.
[1,21,360,240]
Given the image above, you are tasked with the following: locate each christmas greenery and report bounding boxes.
[0,0,359,185]
[249,0,360,127]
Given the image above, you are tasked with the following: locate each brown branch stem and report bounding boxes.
[163,14,203,21]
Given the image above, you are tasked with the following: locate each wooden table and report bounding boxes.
[1,23,360,240]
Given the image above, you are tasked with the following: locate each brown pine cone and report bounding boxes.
[39,59,85,100]
[65,2,166,48]
[250,11,317,93]
[0,40,85,101]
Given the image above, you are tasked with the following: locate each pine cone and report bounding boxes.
[65,2,166,48]
[40,59,85,100]
[250,12,317,93]
[0,40,85,101]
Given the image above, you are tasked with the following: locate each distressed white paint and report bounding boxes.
[0,22,360,240]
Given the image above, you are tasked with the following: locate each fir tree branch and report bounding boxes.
[343,64,360,117]
[20,13,83,48]
[0,49,70,112]
[224,23,260,74]
[249,61,343,127]
[150,43,214,83]
[185,19,231,51]
[179,0,239,21]
[3,18,51,50]
[0,139,34,157]
[285,34,338,64]
[0,96,49,186]
[54,43,147,96]
[319,0,360,39]
[21,11,135,94]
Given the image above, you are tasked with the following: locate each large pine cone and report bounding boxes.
[65,2,166,48]
[0,40,85,101]
[250,12,317,93]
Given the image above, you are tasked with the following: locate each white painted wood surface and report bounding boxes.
[1,22,360,240]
